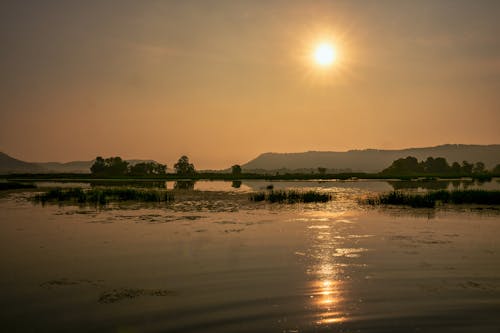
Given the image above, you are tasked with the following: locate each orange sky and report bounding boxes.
[1,1,499,169]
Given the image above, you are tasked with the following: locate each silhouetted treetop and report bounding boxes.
[381,156,490,175]
[174,155,196,176]
[231,164,242,175]
[90,156,166,176]
[129,162,166,176]
[90,156,129,176]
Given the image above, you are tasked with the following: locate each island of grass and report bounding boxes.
[250,190,332,203]
[363,189,500,208]
[33,187,174,206]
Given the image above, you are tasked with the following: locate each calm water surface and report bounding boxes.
[0,180,499,332]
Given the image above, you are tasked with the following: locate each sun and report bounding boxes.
[313,42,336,67]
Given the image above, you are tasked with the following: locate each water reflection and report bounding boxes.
[305,215,351,326]
[30,178,500,194]
[388,179,491,191]
[89,181,167,188]
[174,180,195,190]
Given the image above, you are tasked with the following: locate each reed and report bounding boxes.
[363,189,500,208]
[250,190,331,203]
[33,187,174,205]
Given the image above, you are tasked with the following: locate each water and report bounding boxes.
[1,180,499,332]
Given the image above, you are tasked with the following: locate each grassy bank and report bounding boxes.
[363,189,500,208]
[250,190,332,203]
[33,187,174,205]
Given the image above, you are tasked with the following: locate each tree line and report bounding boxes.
[90,157,167,176]
[90,155,244,177]
[381,156,500,176]
[89,154,499,178]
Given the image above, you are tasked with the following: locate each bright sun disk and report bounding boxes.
[314,43,336,67]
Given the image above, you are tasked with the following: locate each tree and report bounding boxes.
[174,155,195,176]
[473,162,485,174]
[90,156,106,174]
[90,156,128,176]
[423,157,450,174]
[317,167,327,175]
[231,164,242,175]
[493,164,500,174]
[105,157,129,175]
[451,161,461,174]
[461,161,473,175]
[129,162,167,176]
[381,156,422,174]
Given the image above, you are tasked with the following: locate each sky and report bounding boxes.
[1,0,499,169]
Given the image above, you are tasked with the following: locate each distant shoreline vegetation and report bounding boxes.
[2,155,499,181]
[362,190,500,208]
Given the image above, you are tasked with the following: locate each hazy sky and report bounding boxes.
[1,0,499,169]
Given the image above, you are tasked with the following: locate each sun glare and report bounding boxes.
[313,43,336,67]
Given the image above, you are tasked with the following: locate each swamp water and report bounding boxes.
[1,180,499,332]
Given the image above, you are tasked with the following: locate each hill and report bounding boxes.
[0,152,45,174]
[242,144,500,173]
[0,152,159,174]
[35,159,157,173]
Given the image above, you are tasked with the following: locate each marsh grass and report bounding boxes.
[250,190,332,203]
[33,187,174,205]
[363,189,500,208]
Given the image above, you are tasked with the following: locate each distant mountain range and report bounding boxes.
[2,144,499,174]
[242,144,500,173]
[0,152,156,174]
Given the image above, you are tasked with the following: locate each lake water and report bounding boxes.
[1,180,499,332]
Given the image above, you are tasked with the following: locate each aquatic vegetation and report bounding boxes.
[0,182,36,190]
[33,187,174,205]
[98,288,175,304]
[363,191,436,208]
[363,189,500,208]
[250,190,332,203]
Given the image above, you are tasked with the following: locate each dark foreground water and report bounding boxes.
[0,180,499,332]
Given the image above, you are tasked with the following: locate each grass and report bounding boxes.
[0,182,36,191]
[363,189,500,208]
[33,187,174,205]
[363,191,436,208]
[250,190,332,203]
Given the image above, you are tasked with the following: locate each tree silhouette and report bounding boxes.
[381,156,422,174]
[493,164,500,174]
[473,162,485,174]
[317,167,327,175]
[461,161,473,175]
[90,156,106,174]
[231,164,242,175]
[451,162,461,174]
[90,156,128,176]
[174,155,196,176]
[129,162,167,176]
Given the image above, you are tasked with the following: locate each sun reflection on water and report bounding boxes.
[311,278,347,325]
[303,212,359,326]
